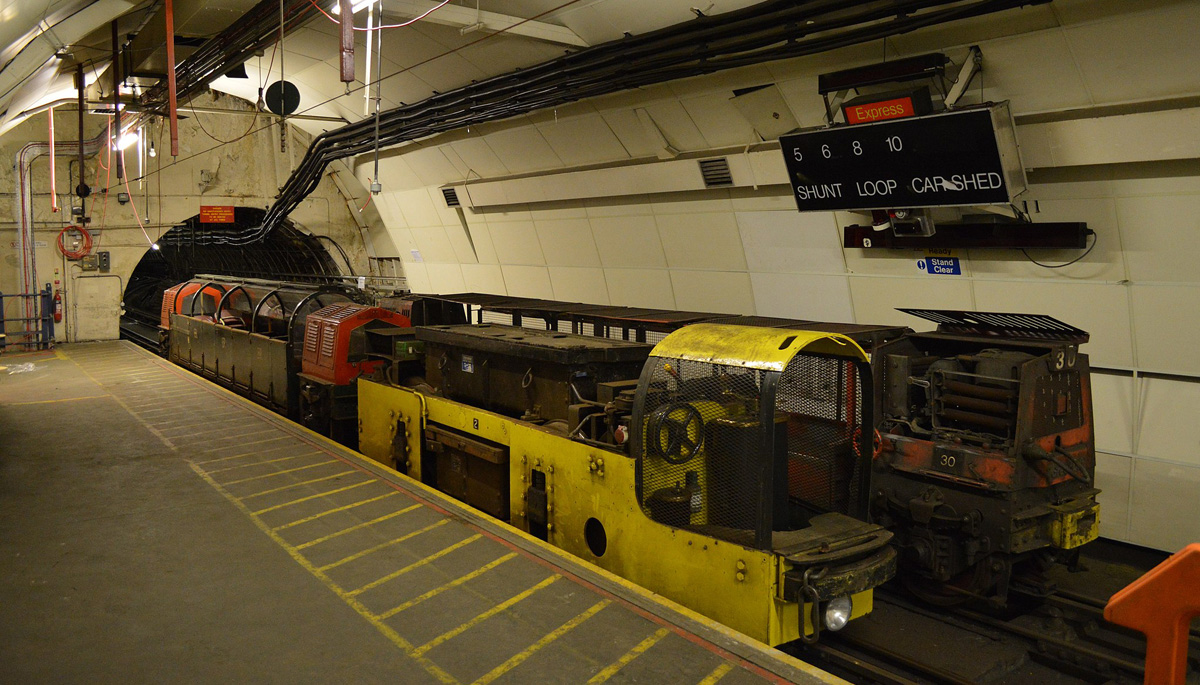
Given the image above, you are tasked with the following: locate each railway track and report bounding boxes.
[790,582,1200,684]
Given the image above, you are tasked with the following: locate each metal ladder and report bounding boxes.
[0,284,55,351]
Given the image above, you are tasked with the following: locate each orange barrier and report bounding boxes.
[1104,543,1200,684]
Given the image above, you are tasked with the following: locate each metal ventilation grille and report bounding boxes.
[698,158,733,188]
[441,187,461,207]
[898,309,1090,343]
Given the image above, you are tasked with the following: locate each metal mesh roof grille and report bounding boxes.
[898,308,1089,342]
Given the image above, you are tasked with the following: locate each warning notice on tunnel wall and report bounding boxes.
[917,248,962,275]
[199,206,235,223]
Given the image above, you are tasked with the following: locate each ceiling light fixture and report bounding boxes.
[332,0,376,15]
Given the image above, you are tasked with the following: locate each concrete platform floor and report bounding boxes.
[0,342,840,684]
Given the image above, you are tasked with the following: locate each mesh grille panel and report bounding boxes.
[481,311,512,326]
[777,355,864,516]
[637,358,768,547]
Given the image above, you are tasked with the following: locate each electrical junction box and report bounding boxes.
[97,251,110,272]
[80,255,99,270]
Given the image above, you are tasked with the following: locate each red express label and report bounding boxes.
[844,97,916,124]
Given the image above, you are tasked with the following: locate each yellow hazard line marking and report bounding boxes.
[206,452,318,474]
[295,504,422,550]
[412,575,560,658]
[192,441,299,465]
[221,459,338,485]
[197,435,289,454]
[186,462,459,685]
[472,599,611,685]
[586,628,671,684]
[272,491,401,531]
[698,662,734,685]
[251,481,373,515]
[347,534,481,598]
[237,471,358,500]
[376,552,517,620]
[0,394,112,406]
[318,519,449,572]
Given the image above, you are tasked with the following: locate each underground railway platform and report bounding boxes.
[0,341,836,684]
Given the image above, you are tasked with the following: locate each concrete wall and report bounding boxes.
[352,0,1200,552]
[0,92,378,344]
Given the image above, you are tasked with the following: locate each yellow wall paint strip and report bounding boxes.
[318,519,450,572]
[347,534,482,598]
[413,575,560,658]
[698,662,734,685]
[586,628,671,684]
[377,553,518,620]
[221,459,338,485]
[186,462,460,685]
[252,481,373,515]
[472,599,611,685]
[272,491,400,531]
[295,504,422,550]
[237,471,359,500]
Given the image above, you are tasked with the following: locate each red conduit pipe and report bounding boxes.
[165,0,179,156]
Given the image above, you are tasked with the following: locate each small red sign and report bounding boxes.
[199,205,235,223]
[844,97,917,124]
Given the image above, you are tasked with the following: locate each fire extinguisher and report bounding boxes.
[54,290,63,323]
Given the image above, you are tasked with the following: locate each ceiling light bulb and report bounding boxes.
[148,142,156,158]
[151,243,160,251]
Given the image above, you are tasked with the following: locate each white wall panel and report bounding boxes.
[1130,284,1200,375]
[400,146,463,187]
[657,213,747,270]
[669,270,754,314]
[446,138,510,178]
[500,265,554,299]
[1129,459,1200,552]
[408,227,458,263]
[641,100,709,152]
[973,281,1134,369]
[460,263,507,294]
[483,126,563,174]
[843,244,948,277]
[404,261,430,292]
[443,222,479,264]
[849,276,974,329]
[1091,373,1136,455]
[424,263,466,294]
[737,210,843,274]
[750,273,854,323]
[678,94,758,149]
[590,215,668,268]
[1065,3,1200,104]
[604,268,676,309]
[1095,451,1132,542]
[548,267,610,304]
[487,221,546,265]
[968,30,1091,114]
[536,114,629,168]
[533,218,602,267]
[1136,377,1200,467]
[386,228,419,257]
[1116,193,1200,284]
[463,218,499,264]
[392,188,443,228]
[599,110,659,159]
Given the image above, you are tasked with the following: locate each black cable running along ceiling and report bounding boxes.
[219,0,1046,244]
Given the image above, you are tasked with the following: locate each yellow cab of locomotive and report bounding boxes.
[358,323,896,645]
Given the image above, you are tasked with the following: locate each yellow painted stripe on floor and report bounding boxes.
[252,481,373,515]
[187,462,459,685]
[412,575,560,658]
[271,491,401,531]
[347,534,482,598]
[221,459,337,485]
[318,519,450,572]
[586,628,671,684]
[698,662,734,685]
[295,504,422,550]
[237,471,357,500]
[0,394,112,406]
[376,553,518,620]
[472,600,611,685]
[206,453,315,474]
[192,442,300,465]
[197,435,289,454]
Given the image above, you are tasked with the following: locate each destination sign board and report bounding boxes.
[780,104,1025,212]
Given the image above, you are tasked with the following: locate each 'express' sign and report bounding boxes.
[843,97,916,124]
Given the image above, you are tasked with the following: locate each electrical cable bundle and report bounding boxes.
[57,225,93,259]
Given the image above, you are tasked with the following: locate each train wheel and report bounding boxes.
[902,564,989,606]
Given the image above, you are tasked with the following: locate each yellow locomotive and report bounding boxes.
[358,322,895,645]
